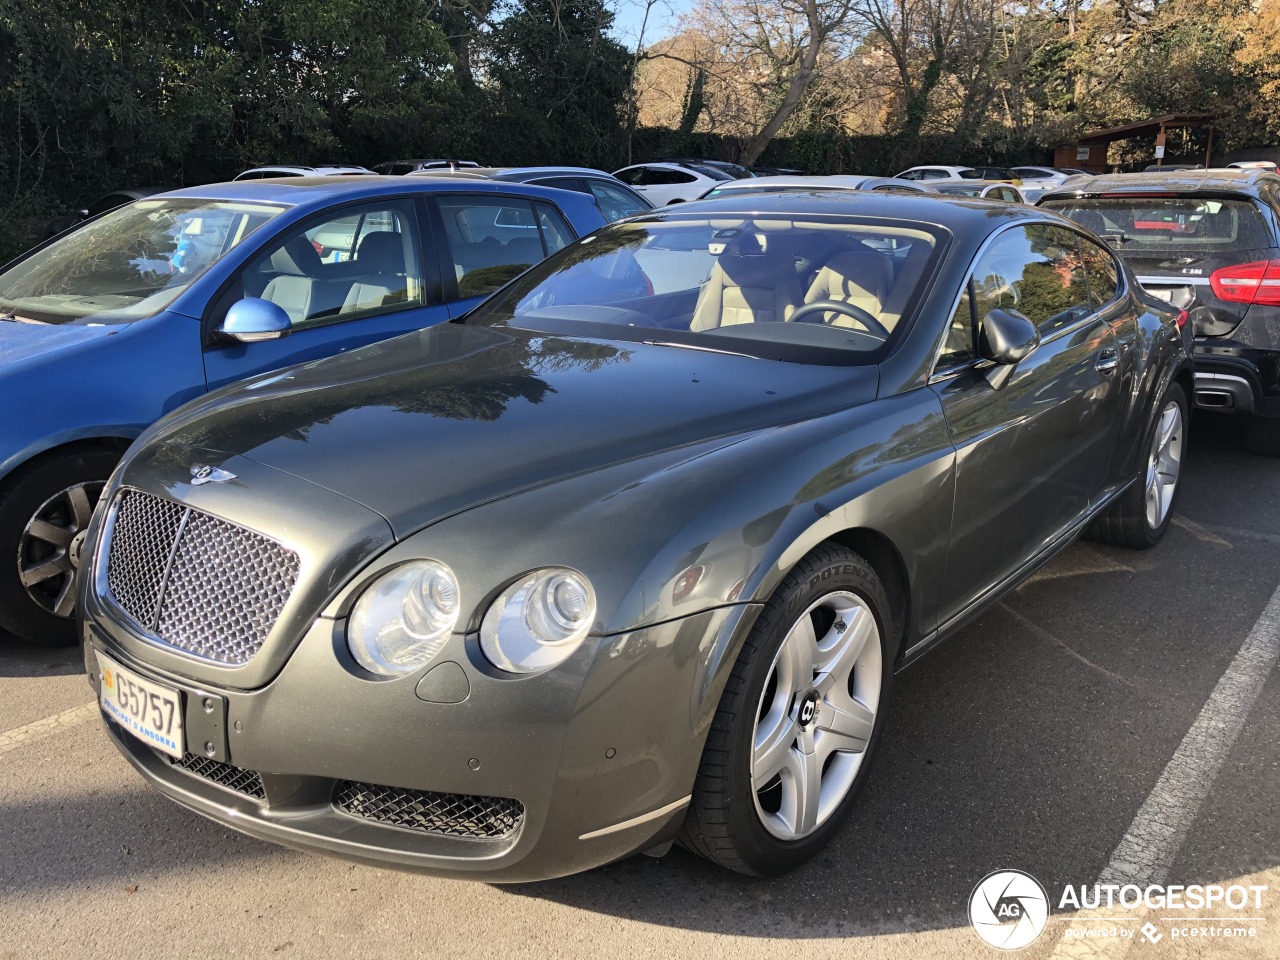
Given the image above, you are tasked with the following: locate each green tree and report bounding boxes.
[486,0,632,167]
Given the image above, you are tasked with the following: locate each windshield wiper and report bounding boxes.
[642,339,758,359]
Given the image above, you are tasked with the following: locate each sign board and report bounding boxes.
[1155,145,1166,159]
[1076,147,1090,161]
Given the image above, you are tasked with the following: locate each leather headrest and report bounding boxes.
[356,231,405,273]
[270,235,324,276]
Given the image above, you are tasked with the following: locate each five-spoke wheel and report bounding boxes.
[680,544,892,876]
[1145,400,1183,530]
[752,591,882,840]
[18,480,105,618]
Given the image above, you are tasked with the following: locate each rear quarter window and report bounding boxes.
[1043,197,1273,252]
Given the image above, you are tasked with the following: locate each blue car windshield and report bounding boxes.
[465,215,943,363]
[0,198,283,325]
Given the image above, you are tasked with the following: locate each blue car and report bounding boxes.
[0,177,606,644]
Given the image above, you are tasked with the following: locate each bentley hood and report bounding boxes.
[145,322,878,538]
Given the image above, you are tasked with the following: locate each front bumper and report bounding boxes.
[83,602,754,881]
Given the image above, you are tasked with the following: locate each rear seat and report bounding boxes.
[261,231,410,323]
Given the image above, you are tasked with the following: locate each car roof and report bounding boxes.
[617,161,713,174]
[902,165,972,173]
[706,175,876,190]
[654,189,1046,229]
[158,176,598,209]
[411,166,621,181]
[238,165,372,176]
[1040,168,1280,199]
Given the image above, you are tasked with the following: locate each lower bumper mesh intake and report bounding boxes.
[168,753,266,801]
[333,781,523,839]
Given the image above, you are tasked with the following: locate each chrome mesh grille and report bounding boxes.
[106,493,184,623]
[168,753,266,800]
[334,781,524,840]
[104,489,300,665]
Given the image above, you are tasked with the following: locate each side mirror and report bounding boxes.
[217,298,291,343]
[979,308,1039,365]
[666,197,686,205]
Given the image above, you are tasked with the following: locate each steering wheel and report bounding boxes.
[789,299,891,338]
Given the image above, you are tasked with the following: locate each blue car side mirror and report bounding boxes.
[218,298,292,343]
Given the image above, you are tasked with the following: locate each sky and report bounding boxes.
[609,0,696,47]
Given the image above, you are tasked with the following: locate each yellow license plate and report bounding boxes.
[96,652,185,759]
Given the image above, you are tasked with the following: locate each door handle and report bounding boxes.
[1096,350,1119,375]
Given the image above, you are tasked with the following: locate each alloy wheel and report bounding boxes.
[751,590,883,841]
[17,480,105,618]
[1145,400,1183,530]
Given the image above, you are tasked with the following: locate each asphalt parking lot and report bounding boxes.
[2,413,1278,960]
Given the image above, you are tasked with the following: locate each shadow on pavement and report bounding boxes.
[0,629,83,678]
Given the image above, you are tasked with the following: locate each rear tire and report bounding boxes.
[678,543,894,876]
[1244,415,1280,457]
[0,448,118,646]
[1087,382,1186,549]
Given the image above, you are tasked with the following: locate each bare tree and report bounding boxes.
[643,0,859,164]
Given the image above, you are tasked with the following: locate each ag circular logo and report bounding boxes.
[969,869,1050,950]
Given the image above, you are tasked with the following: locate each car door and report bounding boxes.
[931,222,1123,624]
[432,194,579,318]
[203,198,449,389]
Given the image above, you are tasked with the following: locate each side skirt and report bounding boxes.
[897,478,1135,670]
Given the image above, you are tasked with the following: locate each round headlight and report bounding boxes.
[348,560,461,677]
[480,568,596,674]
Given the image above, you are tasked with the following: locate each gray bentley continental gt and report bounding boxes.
[79,193,1191,880]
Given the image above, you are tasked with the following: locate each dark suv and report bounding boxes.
[1040,169,1280,453]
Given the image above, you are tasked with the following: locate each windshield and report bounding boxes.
[0,198,283,325]
[1042,197,1272,251]
[462,215,943,363]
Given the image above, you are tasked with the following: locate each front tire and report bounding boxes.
[0,448,117,645]
[1087,381,1187,549]
[679,543,894,876]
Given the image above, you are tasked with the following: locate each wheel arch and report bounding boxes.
[821,527,911,663]
[0,435,133,490]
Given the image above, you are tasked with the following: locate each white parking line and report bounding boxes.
[0,702,97,757]
[1047,579,1280,958]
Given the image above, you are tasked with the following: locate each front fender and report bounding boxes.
[0,314,205,483]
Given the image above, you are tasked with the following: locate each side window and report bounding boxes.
[588,180,649,221]
[1079,234,1120,307]
[898,170,921,181]
[650,169,696,185]
[535,203,575,254]
[939,281,977,366]
[437,196,556,300]
[615,167,646,186]
[969,225,1093,337]
[243,201,424,330]
[922,169,948,180]
[535,177,588,195]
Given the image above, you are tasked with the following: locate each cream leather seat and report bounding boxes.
[690,233,803,331]
[802,249,895,329]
